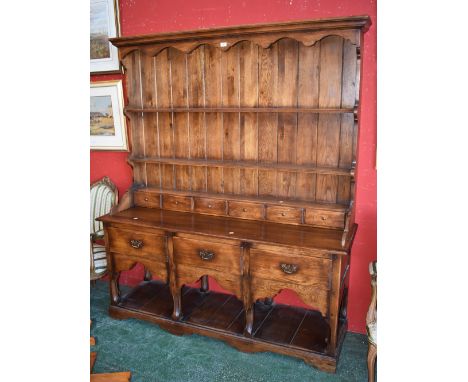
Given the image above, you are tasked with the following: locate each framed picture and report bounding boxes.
[90,80,128,151]
[90,0,120,73]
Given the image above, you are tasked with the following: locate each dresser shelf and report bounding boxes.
[124,106,356,114]
[129,156,353,177]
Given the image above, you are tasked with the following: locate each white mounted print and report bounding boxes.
[90,80,128,151]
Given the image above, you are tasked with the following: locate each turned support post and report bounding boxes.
[144,268,152,281]
[240,242,253,337]
[110,272,121,305]
[166,232,181,320]
[200,275,209,293]
[327,254,342,355]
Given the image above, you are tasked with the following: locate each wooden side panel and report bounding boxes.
[239,41,258,196]
[123,51,146,184]
[204,45,224,194]
[337,40,357,204]
[316,36,343,203]
[155,49,174,190]
[222,44,240,194]
[296,42,320,201]
[258,43,278,197]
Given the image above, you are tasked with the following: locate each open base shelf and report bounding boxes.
[110,280,347,373]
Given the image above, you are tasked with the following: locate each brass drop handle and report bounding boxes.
[280,263,298,274]
[130,239,144,249]
[199,249,214,261]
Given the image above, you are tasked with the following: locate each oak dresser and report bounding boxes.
[98,16,370,372]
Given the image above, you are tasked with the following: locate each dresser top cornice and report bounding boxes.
[110,15,370,50]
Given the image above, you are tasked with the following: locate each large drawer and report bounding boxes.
[107,227,166,261]
[250,249,332,290]
[173,236,241,274]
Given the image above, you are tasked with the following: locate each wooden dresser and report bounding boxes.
[99,16,370,373]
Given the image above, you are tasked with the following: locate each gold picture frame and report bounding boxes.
[90,0,121,73]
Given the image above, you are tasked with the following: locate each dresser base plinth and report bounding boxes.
[108,281,347,373]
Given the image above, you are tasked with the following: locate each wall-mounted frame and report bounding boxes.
[90,80,128,151]
[90,0,121,73]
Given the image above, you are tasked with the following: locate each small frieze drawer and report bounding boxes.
[193,197,226,216]
[304,209,346,229]
[107,227,166,261]
[162,194,192,212]
[228,201,264,220]
[266,205,302,224]
[134,190,161,208]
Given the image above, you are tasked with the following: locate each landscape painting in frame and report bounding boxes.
[90,81,128,151]
[90,0,120,72]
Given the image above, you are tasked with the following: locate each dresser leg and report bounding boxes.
[243,305,254,337]
[172,291,182,320]
[144,268,152,281]
[110,272,121,304]
[200,275,209,293]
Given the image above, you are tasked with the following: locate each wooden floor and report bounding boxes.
[119,280,330,354]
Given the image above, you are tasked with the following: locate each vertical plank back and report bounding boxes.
[122,33,361,221]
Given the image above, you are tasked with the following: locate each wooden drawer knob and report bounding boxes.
[144,197,149,201]
[208,204,212,208]
[130,239,144,249]
[242,208,247,212]
[175,201,179,205]
[280,263,298,274]
[321,216,326,221]
[199,249,214,261]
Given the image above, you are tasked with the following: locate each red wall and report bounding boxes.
[91,0,376,334]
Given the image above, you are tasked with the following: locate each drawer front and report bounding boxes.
[134,191,161,208]
[107,227,166,261]
[228,201,264,220]
[162,194,192,212]
[173,237,241,274]
[250,249,331,290]
[193,197,226,216]
[304,209,345,229]
[266,205,302,224]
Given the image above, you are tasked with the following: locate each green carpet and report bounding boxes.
[91,281,368,381]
